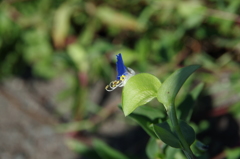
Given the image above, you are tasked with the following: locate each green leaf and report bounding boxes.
[122,73,161,116]
[178,83,204,121]
[128,113,159,138]
[67,139,89,153]
[146,137,161,159]
[225,147,240,159]
[165,146,181,159]
[157,65,200,108]
[67,139,100,159]
[93,139,130,159]
[119,105,165,138]
[132,105,166,121]
[52,3,73,47]
[153,121,181,148]
[96,6,144,31]
[179,121,195,146]
[67,44,89,72]
[153,120,195,148]
[190,140,208,156]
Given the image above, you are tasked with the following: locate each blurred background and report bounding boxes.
[1,0,240,158]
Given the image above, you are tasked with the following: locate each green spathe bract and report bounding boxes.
[122,73,161,116]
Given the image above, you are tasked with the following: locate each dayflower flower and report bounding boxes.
[105,53,135,91]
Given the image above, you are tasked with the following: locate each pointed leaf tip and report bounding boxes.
[157,65,200,107]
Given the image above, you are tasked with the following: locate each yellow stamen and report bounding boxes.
[120,75,125,80]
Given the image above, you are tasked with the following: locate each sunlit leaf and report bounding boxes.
[122,73,161,116]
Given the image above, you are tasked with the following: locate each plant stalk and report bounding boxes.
[168,103,195,159]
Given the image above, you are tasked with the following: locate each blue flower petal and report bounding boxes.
[105,53,135,92]
[116,53,127,80]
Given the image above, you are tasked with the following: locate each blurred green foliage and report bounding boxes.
[1,0,240,158]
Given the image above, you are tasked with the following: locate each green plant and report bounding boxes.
[94,50,207,159]
[120,64,206,158]
[103,53,208,158]
[2,1,240,158]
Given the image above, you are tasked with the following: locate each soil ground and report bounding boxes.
[0,78,76,159]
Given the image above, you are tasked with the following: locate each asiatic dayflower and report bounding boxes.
[105,53,135,91]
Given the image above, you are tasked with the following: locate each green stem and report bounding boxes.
[168,103,195,159]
